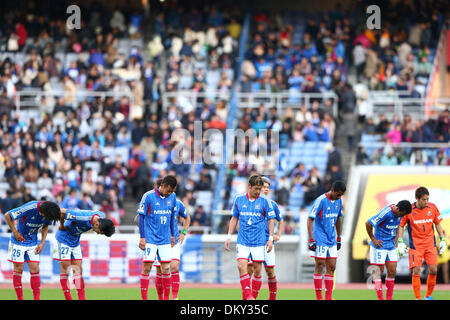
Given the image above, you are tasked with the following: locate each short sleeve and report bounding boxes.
[265,198,275,220]
[431,204,443,225]
[137,193,149,215]
[308,198,323,219]
[399,214,409,228]
[231,197,239,218]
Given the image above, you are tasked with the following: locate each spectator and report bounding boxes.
[380,149,398,166]
[191,205,208,226]
[61,188,81,209]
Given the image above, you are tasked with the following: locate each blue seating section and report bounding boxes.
[284,141,329,176]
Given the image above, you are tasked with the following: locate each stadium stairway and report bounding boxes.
[299,260,316,282]
[121,198,139,226]
[333,120,359,182]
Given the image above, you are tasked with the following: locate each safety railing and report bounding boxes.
[163,90,339,117]
[13,89,134,123]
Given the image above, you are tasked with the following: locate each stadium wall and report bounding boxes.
[0,233,303,284]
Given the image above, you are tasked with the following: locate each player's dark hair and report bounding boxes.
[331,180,346,193]
[261,176,271,186]
[397,200,412,214]
[39,201,61,224]
[161,175,177,188]
[155,178,163,187]
[415,187,429,199]
[248,175,264,186]
[99,218,115,237]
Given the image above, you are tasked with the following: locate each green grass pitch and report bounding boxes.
[1,287,449,300]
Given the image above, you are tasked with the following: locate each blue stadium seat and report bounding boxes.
[288,187,304,211]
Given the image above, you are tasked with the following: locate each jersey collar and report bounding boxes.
[325,192,335,202]
[413,201,429,209]
[246,193,259,201]
[155,188,166,199]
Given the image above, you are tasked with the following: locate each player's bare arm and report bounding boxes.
[178,214,191,244]
[59,208,67,230]
[307,217,314,241]
[5,212,24,242]
[398,225,405,239]
[274,218,284,242]
[436,222,445,239]
[365,221,383,248]
[35,224,49,254]
[394,226,400,245]
[335,216,342,238]
[266,218,275,253]
[225,216,238,251]
[336,216,343,249]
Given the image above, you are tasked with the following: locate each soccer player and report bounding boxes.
[138,175,178,300]
[365,200,412,300]
[247,176,283,300]
[225,175,276,300]
[54,208,115,300]
[308,180,346,300]
[4,200,61,300]
[153,198,191,300]
[397,187,446,300]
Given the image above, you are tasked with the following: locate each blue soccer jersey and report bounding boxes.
[137,188,177,245]
[368,205,401,250]
[173,199,189,245]
[265,200,283,241]
[55,209,105,247]
[232,193,275,247]
[308,193,343,246]
[8,201,51,246]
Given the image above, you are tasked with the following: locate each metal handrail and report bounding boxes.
[14,89,135,121]
[358,142,449,148]
[163,90,339,117]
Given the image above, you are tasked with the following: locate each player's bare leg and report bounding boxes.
[140,262,153,300]
[424,264,438,300]
[70,260,85,300]
[160,261,172,300]
[12,263,24,300]
[60,260,83,300]
[247,263,254,278]
[324,258,336,300]
[265,266,277,300]
[371,265,385,300]
[251,261,263,299]
[237,259,253,300]
[27,262,40,300]
[313,259,326,300]
[155,265,163,300]
[385,262,397,300]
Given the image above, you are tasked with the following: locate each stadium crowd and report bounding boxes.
[357,109,450,166]
[0,0,447,235]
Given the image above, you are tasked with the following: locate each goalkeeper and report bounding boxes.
[397,187,446,300]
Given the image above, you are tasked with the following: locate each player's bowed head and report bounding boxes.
[328,180,346,200]
[39,201,61,224]
[392,200,412,217]
[247,175,264,199]
[94,217,116,237]
[158,175,178,197]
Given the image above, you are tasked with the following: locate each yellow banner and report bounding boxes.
[352,174,450,260]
